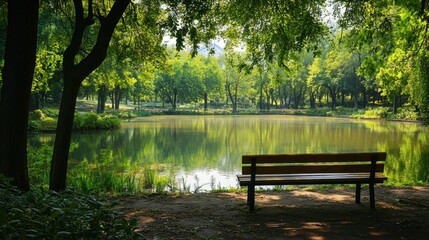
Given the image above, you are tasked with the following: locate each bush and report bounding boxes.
[83,112,99,130]
[363,107,390,119]
[0,177,142,239]
[99,115,121,129]
[40,117,57,130]
[305,108,328,116]
[394,107,420,120]
[28,119,42,131]
[73,112,120,131]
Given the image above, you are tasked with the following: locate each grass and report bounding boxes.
[27,143,220,195]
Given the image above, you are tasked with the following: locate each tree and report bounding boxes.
[224,51,251,113]
[131,66,156,109]
[324,36,360,109]
[50,0,132,191]
[0,0,39,190]
[200,57,223,111]
[155,55,186,111]
[336,0,429,118]
[307,57,327,108]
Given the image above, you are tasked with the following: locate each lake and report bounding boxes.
[29,115,429,191]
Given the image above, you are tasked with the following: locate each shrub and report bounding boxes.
[306,108,328,116]
[363,107,390,119]
[0,177,142,239]
[28,120,42,131]
[73,112,85,130]
[29,109,45,121]
[83,111,99,130]
[40,117,57,130]
[394,108,420,120]
[99,115,121,129]
[73,112,120,131]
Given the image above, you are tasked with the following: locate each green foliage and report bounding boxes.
[28,144,52,187]
[29,110,121,131]
[305,108,329,116]
[143,167,155,189]
[73,112,121,131]
[224,0,327,65]
[28,109,57,131]
[110,110,152,119]
[392,107,420,121]
[362,107,390,119]
[0,177,142,239]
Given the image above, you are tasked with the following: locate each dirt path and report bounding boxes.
[117,186,429,240]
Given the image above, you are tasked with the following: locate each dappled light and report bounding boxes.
[3,0,429,239]
[114,187,429,239]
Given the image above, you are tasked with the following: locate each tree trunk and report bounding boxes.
[392,95,398,114]
[172,91,177,111]
[110,91,114,109]
[233,83,238,113]
[0,0,39,191]
[310,91,316,109]
[49,80,80,191]
[226,82,236,113]
[114,85,121,110]
[203,92,208,111]
[97,85,107,113]
[259,83,264,110]
[327,87,336,110]
[265,89,270,111]
[362,88,367,108]
[49,0,131,191]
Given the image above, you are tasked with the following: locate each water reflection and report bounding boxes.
[29,115,429,189]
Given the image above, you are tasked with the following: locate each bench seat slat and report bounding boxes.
[242,152,386,164]
[242,163,385,175]
[237,173,388,186]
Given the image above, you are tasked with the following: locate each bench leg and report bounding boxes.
[355,183,361,204]
[247,186,250,205]
[248,185,255,211]
[369,183,375,209]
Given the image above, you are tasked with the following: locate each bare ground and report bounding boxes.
[116,186,429,240]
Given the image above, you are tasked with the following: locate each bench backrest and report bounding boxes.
[242,152,386,175]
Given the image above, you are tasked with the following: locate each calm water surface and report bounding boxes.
[30,115,429,190]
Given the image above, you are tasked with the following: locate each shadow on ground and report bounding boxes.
[117,186,429,239]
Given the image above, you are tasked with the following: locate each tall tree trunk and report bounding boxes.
[226,82,236,113]
[327,87,336,110]
[362,87,367,109]
[110,91,114,109]
[0,0,39,191]
[114,85,121,110]
[172,90,177,111]
[265,89,270,111]
[49,80,79,191]
[49,0,130,191]
[203,92,208,111]
[259,82,264,110]
[392,95,398,114]
[97,85,107,113]
[233,83,238,113]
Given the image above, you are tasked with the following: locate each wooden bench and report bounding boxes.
[237,152,388,211]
